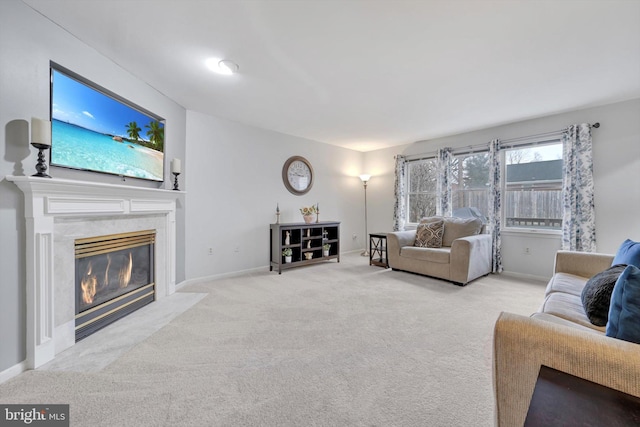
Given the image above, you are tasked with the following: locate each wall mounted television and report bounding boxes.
[50,63,165,182]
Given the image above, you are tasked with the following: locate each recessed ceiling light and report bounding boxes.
[206,58,239,75]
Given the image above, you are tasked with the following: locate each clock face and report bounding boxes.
[282,156,313,195]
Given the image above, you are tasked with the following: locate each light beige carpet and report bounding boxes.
[0,253,545,426]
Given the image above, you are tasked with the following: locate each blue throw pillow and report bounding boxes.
[612,239,640,268]
[606,265,640,344]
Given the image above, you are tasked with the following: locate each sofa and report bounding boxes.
[386,216,492,285]
[493,250,640,427]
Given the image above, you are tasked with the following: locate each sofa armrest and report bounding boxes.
[553,250,615,278]
[493,312,640,427]
[449,234,492,284]
[387,230,416,269]
[387,231,415,254]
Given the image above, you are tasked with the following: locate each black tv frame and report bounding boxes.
[49,61,166,182]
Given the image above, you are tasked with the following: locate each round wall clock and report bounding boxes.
[282,156,314,195]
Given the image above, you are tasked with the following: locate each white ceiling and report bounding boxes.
[23,0,640,152]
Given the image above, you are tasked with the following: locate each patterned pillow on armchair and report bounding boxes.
[414,219,445,248]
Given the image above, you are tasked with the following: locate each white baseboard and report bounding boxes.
[175,279,189,291]
[180,265,269,287]
[180,251,361,288]
[0,360,27,384]
[343,249,364,255]
[500,270,549,283]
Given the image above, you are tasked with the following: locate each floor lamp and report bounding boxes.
[359,174,371,256]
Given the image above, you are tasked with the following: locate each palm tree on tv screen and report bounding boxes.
[145,120,164,152]
[126,121,142,141]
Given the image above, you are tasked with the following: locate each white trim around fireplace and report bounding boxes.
[7,175,183,369]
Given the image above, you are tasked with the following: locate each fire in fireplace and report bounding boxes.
[75,230,156,340]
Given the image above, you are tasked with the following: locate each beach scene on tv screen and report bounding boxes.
[51,69,164,181]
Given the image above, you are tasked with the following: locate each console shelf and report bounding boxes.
[270,221,340,274]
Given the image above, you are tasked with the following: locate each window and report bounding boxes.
[406,158,437,223]
[504,142,563,230]
[452,152,490,221]
[404,140,563,231]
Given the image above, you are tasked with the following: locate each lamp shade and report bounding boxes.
[359,174,371,182]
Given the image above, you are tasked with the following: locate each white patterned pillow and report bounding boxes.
[414,220,444,248]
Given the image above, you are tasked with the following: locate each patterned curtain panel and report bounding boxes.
[488,139,503,273]
[436,147,453,216]
[561,124,596,252]
[392,155,407,231]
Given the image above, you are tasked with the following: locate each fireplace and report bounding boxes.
[75,230,156,341]
[9,175,179,369]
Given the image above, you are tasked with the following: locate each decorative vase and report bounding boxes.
[303,214,314,224]
[285,231,290,245]
[285,256,292,263]
[323,250,329,257]
[304,252,313,260]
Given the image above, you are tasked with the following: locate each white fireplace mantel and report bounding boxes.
[7,175,183,369]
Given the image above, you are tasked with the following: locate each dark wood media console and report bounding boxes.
[270,221,340,274]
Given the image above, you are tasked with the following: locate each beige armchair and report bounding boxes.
[386,217,492,285]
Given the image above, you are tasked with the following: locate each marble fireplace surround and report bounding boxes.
[8,176,180,369]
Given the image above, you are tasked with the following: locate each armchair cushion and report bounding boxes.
[401,246,450,263]
[441,217,483,247]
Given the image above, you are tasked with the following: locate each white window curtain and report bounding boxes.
[436,147,453,216]
[561,123,596,252]
[488,139,503,273]
[393,155,407,231]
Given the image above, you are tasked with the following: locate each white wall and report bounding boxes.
[184,110,365,281]
[363,144,410,234]
[365,98,640,279]
[0,0,187,373]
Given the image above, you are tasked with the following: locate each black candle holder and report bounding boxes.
[172,172,180,190]
[31,143,52,178]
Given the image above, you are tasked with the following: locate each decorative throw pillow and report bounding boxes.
[414,220,444,248]
[580,264,628,326]
[612,239,640,268]
[606,265,640,344]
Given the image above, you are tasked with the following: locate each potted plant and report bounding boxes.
[299,205,318,224]
[282,248,293,263]
[323,243,331,257]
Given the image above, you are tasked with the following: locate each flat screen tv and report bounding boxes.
[50,63,165,182]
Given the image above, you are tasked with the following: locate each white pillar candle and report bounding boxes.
[31,118,51,146]
[171,158,181,174]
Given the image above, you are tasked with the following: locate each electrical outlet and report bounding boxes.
[352,233,357,240]
[208,247,213,255]
[234,246,240,253]
[524,247,531,255]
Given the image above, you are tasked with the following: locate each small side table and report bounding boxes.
[524,365,640,426]
[369,233,389,268]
